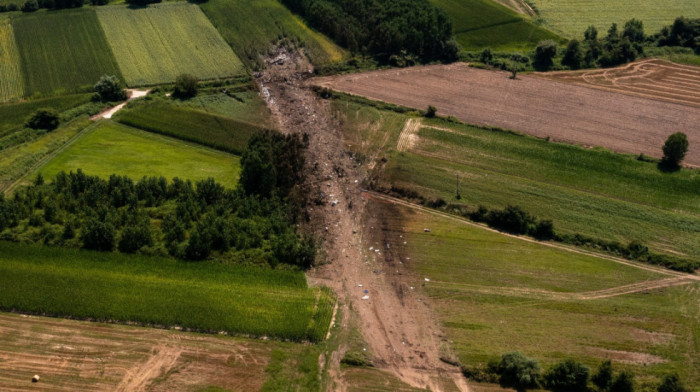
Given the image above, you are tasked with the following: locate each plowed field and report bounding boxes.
[313,63,700,166]
[537,59,700,108]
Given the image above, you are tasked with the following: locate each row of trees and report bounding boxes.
[491,352,689,392]
[281,0,457,63]
[0,129,314,268]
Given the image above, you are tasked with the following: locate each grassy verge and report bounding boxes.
[393,203,700,387]
[0,94,92,138]
[0,241,334,342]
[33,120,241,189]
[116,99,264,154]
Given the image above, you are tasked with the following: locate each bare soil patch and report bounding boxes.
[537,59,700,108]
[0,312,271,392]
[312,62,700,166]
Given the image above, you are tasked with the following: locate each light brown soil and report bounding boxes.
[536,59,700,108]
[257,46,467,391]
[0,313,272,392]
[312,62,700,167]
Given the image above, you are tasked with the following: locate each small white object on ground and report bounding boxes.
[362,295,370,300]
[32,375,40,383]
[424,228,431,232]
[424,278,430,282]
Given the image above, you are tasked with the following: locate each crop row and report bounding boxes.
[0,18,23,102]
[0,241,335,342]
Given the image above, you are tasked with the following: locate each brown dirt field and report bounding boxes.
[536,59,700,108]
[312,62,700,167]
[0,312,272,392]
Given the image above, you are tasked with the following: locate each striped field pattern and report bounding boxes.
[0,17,24,101]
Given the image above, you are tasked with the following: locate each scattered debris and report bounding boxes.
[32,375,40,383]
[423,228,431,232]
[424,278,430,282]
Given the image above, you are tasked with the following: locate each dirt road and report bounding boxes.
[313,62,700,167]
[257,47,467,391]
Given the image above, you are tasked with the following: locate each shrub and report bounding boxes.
[661,132,689,168]
[533,220,555,240]
[21,0,38,11]
[497,352,541,392]
[657,374,689,392]
[486,205,536,235]
[118,222,152,253]
[173,74,199,99]
[94,75,127,102]
[562,39,583,69]
[425,105,437,118]
[534,40,558,70]
[26,108,59,130]
[544,359,589,392]
[81,218,115,251]
[611,371,635,392]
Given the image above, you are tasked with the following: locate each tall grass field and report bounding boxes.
[395,206,700,387]
[97,3,245,86]
[35,120,241,189]
[0,94,91,138]
[430,0,562,51]
[530,0,700,37]
[0,17,23,102]
[0,241,335,342]
[200,0,345,69]
[12,9,122,97]
[116,101,263,154]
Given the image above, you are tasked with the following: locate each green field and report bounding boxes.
[391,204,700,387]
[0,94,91,137]
[0,17,23,102]
[430,0,563,51]
[96,3,245,86]
[116,100,264,154]
[335,99,700,266]
[200,0,345,68]
[180,91,274,127]
[530,0,700,37]
[35,120,241,188]
[12,9,122,97]
[0,241,335,341]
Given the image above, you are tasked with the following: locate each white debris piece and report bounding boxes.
[362,295,370,300]
[424,278,430,282]
[358,284,363,287]
[424,228,431,232]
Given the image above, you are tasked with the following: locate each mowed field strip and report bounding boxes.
[537,59,700,108]
[0,312,274,392]
[97,3,245,86]
[314,63,700,166]
[0,17,23,101]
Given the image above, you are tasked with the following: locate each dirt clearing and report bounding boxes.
[0,312,272,391]
[313,62,700,166]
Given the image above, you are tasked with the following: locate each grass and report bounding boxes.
[0,94,92,137]
[430,0,563,51]
[0,16,23,101]
[12,9,122,97]
[200,0,346,69]
[529,0,700,37]
[116,100,264,154]
[394,205,700,387]
[0,116,92,193]
[336,98,700,265]
[34,120,241,189]
[96,3,245,86]
[0,241,335,341]
[179,91,274,127]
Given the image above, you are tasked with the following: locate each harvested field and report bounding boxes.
[0,17,23,101]
[537,59,700,108]
[313,63,700,166]
[0,311,274,392]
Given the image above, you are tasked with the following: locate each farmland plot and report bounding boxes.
[530,0,699,37]
[12,9,122,96]
[0,17,23,101]
[97,3,245,86]
[314,63,700,166]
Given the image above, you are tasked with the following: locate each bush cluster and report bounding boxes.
[466,354,689,392]
[0,130,315,268]
[281,0,457,63]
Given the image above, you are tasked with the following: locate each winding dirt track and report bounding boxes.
[313,62,700,167]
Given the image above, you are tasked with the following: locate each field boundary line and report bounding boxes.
[365,191,699,281]
[3,117,101,195]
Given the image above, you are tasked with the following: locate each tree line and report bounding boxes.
[280,0,458,63]
[0,129,315,268]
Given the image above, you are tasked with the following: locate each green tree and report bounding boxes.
[26,108,59,130]
[544,359,589,392]
[81,218,116,251]
[611,371,634,392]
[118,221,152,253]
[425,105,437,118]
[534,40,558,70]
[623,19,645,43]
[661,132,689,167]
[657,374,689,392]
[20,0,38,12]
[562,39,584,69]
[497,352,541,392]
[94,75,127,102]
[173,74,198,99]
[592,361,613,392]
